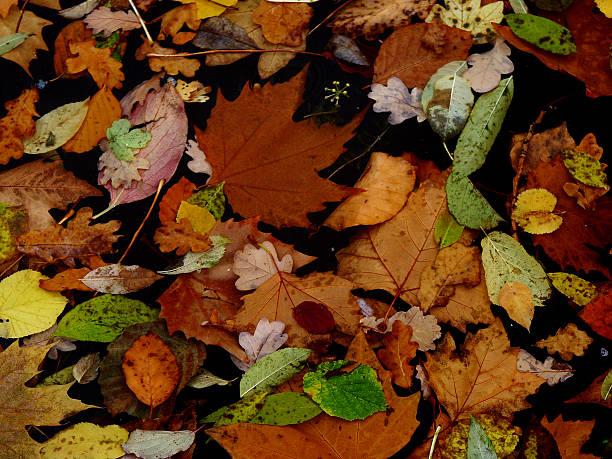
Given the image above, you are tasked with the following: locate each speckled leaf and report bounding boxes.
[446,173,504,229]
[548,272,598,306]
[425,73,473,140]
[251,392,322,426]
[421,60,468,112]
[467,415,497,459]
[452,77,514,177]
[0,203,28,263]
[434,208,464,248]
[512,188,563,234]
[81,263,163,294]
[214,391,268,427]
[188,369,235,389]
[53,294,158,342]
[561,149,608,188]
[40,423,128,458]
[505,14,576,55]
[187,182,226,219]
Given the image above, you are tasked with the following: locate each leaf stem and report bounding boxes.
[127,0,153,43]
[15,0,30,33]
[442,141,453,160]
[428,425,442,459]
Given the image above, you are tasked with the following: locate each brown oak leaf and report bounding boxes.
[154,219,212,256]
[135,40,200,77]
[158,3,201,45]
[252,0,313,46]
[195,68,363,228]
[376,321,418,388]
[541,416,597,458]
[17,207,121,267]
[535,323,593,361]
[66,39,125,89]
[0,88,38,165]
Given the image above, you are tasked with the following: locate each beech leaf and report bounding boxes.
[505,13,577,55]
[122,429,195,459]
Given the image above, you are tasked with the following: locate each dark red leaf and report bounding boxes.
[294,301,335,334]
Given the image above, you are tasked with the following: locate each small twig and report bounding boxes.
[428,426,442,459]
[0,255,24,279]
[442,141,453,160]
[301,109,340,120]
[117,180,165,264]
[308,0,355,36]
[127,0,153,43]
[15,0,31,33]
[57,206,77,225]
[146,49,327,59]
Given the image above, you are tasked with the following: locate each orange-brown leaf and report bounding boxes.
[158,177,197,225]
[39,267,94,292]
[66,39,124,89]
[53,21,93,78]
[195,69,363,228]
[535,323,593,361]
[122,332,181,408]
[373,22,471,88]
[541,416,597,458]
[0,88,38,165]
[376,321,418,389]
[135,40,200,77]
[63,85,121,153]
[154,219,212,256]
[567,369,612,408]
[0,0,18,18]
[158,3,201,45]
[252,0,313,46]
[579,286,612,340]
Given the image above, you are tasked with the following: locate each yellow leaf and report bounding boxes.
[596,0,612,17]
[512,188,563,234]
[0,269,67,338]
[174,0,237,19]
[176,200,216,235]
[40,423,129,459]
[426,0,504,44]
[498,280,535,330]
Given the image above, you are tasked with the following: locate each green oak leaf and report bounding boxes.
[106,119,152,161]
[505,14,576,55]
[303,360,387,421]
[187,182,226,219]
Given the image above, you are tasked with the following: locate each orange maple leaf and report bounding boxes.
[154,219,212,256]
[0,88,38,165]
[66,39,124,89]
[195,69,363,228]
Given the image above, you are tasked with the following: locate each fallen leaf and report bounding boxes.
[466,415,497,459]
[176,80,211,103]
[426,0,504,44]
[188,369,236,388]
[196,69,362,227]
[103,118,152,162]
[80,263,163,294]
[509,122,575,174]
[158,3,201,44]
[327,34,369,66]
[233,317,288,371]
[368,78,426,125]
[174,0,237,19]
[0,0,17,17]
[548,272,598,306]
[376,321,418,388]
[498,281,535,329]
[176,200,216,234]
[535,323,593,361]
[40,423,128,458]
[567,369,612,407]
[66,39,124,89]
[505,13,577,55]
[512,188,563,234]
[250,392,322,426]
[58,0,101,20]
[0,204,28,267]
[123,332,181,408]
[135,40,201,77]
[517,349,573,386]
[464,37,515,93]
[119,73,163,113]
[373,22,472,88]
[446,174,504,230]
[252,0,312,46]
[192,16,257,52]
[293,302,335,335]
[72,353,101,384]
[562,149,608,188]
[18,207,121,267]
[233,241,293,291]
[425,72,473,140]
[184,139,213,175]
[541,416,597,458]
[0,342,92,458]
[157,235,230,275]
[329,0,436,39]
[424,319,545,421]
[579,287,612,340]
[0,88,38,165]
[52,21,93,77]
[434,208,464,248]
[122,429,195,459]
[154,220,212,255]
[83,6,140,35]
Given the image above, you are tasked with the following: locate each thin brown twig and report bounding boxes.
[308,0,355,36]
[15,0,31,33]
[146,49,327,59]
[0,255,24,279]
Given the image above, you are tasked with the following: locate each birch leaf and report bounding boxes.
[122,429,195,459]
[512,188,563,234]
[464,38,514,93]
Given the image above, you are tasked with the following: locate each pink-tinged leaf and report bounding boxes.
[99,83,188,207]
[84,7,141,36]
[293,301,335,334]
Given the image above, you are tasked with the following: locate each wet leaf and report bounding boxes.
[464,38,514,93]
[293,302,335,334]
[81,263,163,294]
[561,149,608,188]
[434,208,464,248]
[535,323,593,360]
[251,392,322,425]
[368,78,426,125]
[446,173,504,229]
[0,32,29,55]
[512,188,563,234]
[376,321,418,388]
[425,73,473,140]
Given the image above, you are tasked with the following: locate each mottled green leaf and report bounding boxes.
[187,182,226,219]
[435,208,464,248]
[602,370,612,401]
[505,14,576,55]
[240,347,310,398]
[106,119,152,161]
[452,77,514,176]
[158,235,231,275]
[0,204,27,263]
[467,415,498,459]
[0,33,29,56]
[303,360,387,421]
[548,273,598,306]
[54,294,158,342]
[446,173,504,229]
[561,149,608,188]
[250,392,322,426]
[214,391,269,427]
[38,365,75,387]
[425,74,474,140]
[481,231,551,306]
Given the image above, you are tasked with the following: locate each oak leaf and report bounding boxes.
[463,37,514,93]
[233,241,293,291]
[535,323,593,361]
[17,207,121,267]
[154,219,212,256]
[66,39,124,89]
[0,7,51,75]
[208,332,421,459]
[196,69,363,227]
[0,88,38,165]
[516,349,573,386]
[373,22,472,88]
[579,287,612,340]
[158,3,201,44]
[0,342,92,458]
[329,0,436,39]
[324,152,416,230]
[135,39,201,77]
[376,321,418,388]
[424,319,545,421]
[233,317,287,371]
[541,416,597,458]
[252,0,313,46]
[368,78,426,125]
[83,7,140,35]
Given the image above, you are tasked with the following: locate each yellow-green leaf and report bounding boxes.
[176,200,216,234]
[512,188,563,234]
[0,269,67,338]
[175,0,237,19]
[426,0,504,44]
[561,149,609,188]
[548,272,598,306]
[40,423,128,458]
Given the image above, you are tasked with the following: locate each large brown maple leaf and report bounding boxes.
[195,69,363,228]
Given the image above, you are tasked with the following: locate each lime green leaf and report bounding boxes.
[561,149,609,188]
[158,235,231,275]
[53,294,158,342]
[0,33,29,56]
[0,204,27,263]
[38,365,76,387]
[505,14,577,55]
[467,415,498,459]
[23,99,90,154]
[240,347,310,398]
[435,208,464,248]
[188,368,236,389]
[602,370,612,400]
[215,391,269,427]
[187,182,226,219]
[446,173,504,229]
[250,392,322,426]
[548,272,598,306]
[40,423,128,458]
[425,74,474,140]
[452,77,514,177]
[0,270,67,338]
[106,119,152,161]
[303,360,387,421]
[481,231,551,307]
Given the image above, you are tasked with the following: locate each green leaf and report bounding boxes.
[505,14,577,55]
[303,360,387,421]
[467,415,498,459]
[435,208,464,248]
[0,33,29,56]
[53,294,159,342]
[422,61,468,112]
[425,74,474,140]
[446,173,504,229]
[38,365,76,387]
[106,119,152,161]
[239,347,311,398]
[602,370,612,401]
[94,30,120,49]
[548,272,598,306]
[561,149,609,188]
[214,391,269,427]
[158,235,231,275]
[250,392,322,426]
[187,182,226,219]
[481,231,551,306]
[188,369,236,389]
[452,77,514,177]
[0,204,27,263]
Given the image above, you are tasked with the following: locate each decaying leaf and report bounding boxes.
[40,423,128,458]
[426,0,504,44]
[66,39,124,89]
[158,3,201,44]
[535,323,593,360]
[376,321,418,388]
[505,13,576,55]
[154,219,212,256]
[516,349,573,386]
[367,78,426,125]
[548,272,598,306]
[541,416,597,458]
[252,0,312,46]
[184,139,213,176]
[497,281,535,330]
[579,287,612,340]
[80,263,163,294]
[464,37,514,93]
[122,429,196,459]
[135,40,201,77]
[0,88,38,165]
